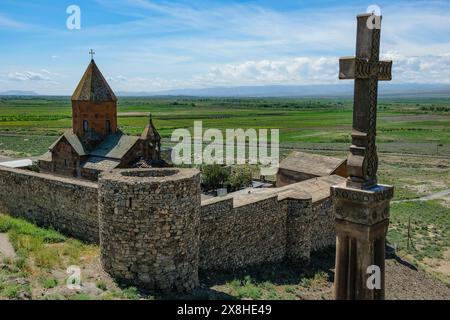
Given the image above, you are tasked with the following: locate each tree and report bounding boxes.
[201,164,229,191]
[228,165,253,190]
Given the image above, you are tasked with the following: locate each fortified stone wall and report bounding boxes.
[0,166,340,292]
[199,190,321,271]
[0,166,99,243]
[310,197,335,251]
[199,195,287,271]
[98,168,201,292]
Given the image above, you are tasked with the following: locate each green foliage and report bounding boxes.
[3,284,20,299]
[122,287,140,300]
[96,280,108,291]
[41,277,58,289]
[388,201,450,260]
[201,164,229,191]
[229,276,263,300]
[227,165,253,190]
[299,271,329,289]
[70,293,93,300]
[1,96,449,158]
[0,215,66,243]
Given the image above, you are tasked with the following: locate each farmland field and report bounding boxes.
[0,96,449,158]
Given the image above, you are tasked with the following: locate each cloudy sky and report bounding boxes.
[1,0,450,95]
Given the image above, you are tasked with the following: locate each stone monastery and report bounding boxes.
[0,58,348,293]
[38,59,162,180]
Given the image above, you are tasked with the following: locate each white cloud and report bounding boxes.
[7,69,61,82]
[382,51,450,83]
[8,71,50,82]
[0,13,24,29]
[196,57,338,86]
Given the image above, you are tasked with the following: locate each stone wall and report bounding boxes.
[285,195,313,262]
[98,168,201,292]
[0,165,340,292]
[276,168,318,187]
[310,197,335,251]
[0,166,99,243]
[199,195,287,271]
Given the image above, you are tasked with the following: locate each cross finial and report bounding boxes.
[148,113,152,124]
[89,49,95,60]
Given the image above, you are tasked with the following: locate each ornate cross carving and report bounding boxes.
[339,13,392,190]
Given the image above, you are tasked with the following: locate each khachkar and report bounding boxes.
[331,13,394,300]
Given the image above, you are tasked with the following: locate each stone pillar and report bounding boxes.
[331,185,393,300]
[98,168,201,292]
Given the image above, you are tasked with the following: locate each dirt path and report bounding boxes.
[0,233,16,259]
[393,189,450,203]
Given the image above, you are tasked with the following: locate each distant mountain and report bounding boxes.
[117,83,450,98]
[0,90,39,96]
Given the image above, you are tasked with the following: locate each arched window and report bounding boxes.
[83,120,88,132]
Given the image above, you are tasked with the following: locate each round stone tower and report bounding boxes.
[98,168,201,292]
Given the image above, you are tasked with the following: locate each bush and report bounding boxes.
[228,165,253,190]
[41,277,58,289]
[201,164,229,191]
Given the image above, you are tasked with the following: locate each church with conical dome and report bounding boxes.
[38,58,162,180]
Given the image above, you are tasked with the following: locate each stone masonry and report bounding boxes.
[0,165,344,292]
[98,168,201,292]
[0,166,99,243]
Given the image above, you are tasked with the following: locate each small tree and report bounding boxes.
[228,165,253,190]
[201,164,229,191]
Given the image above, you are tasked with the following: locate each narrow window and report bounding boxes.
[64,159,67,167]
[83,120,88,132]
[128,197,132,208]
[106,120,111,134]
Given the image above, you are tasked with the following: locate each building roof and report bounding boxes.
[49,131,87,156]
[71,59,117,102]
[222,175,346,206]
[0,159,33,168]
[89,133,139,160]
[80,157,120,171]
[141,114,161,141]
[37,151,52,162]
[279,151,345,177]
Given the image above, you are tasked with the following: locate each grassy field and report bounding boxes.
[0,96,449,157]
[0,96,449,296]
[1,214,448,300]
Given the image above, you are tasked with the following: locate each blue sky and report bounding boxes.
[1,0,450,94]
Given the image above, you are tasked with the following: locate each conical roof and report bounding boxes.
[141,114,161,141]
[71,59,117,101]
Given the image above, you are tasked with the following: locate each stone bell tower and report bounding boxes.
[71,51,118,148]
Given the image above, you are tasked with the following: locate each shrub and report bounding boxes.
[41,277,58,289]
[201,164,229,191]
[96,281,107,291]
[228,165,253,190]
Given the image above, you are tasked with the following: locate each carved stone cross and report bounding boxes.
[339,13,392,190]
